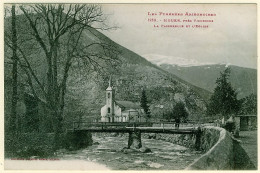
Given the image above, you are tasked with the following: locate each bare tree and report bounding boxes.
[5,4,120,147]
[9,5,18,134]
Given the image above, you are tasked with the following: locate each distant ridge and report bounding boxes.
[142,54,256,69]
[159,63,257,99]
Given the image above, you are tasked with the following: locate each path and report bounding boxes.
[239,130,257,168]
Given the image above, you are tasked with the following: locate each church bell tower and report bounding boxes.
[106,76,115,122]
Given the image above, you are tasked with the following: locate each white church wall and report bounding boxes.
[101,105,108,122]
[114,104,122,122]
[101,117,108,122]
[114,116,122,122]
[114,104,122,117]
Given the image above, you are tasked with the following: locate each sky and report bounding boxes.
[100,4,257,69]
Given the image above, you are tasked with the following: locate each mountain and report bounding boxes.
[63,29,211,122]
[159,64,257,99]
[142,54,216,67]
[4,14,211,127]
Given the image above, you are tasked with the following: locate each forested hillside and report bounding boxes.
[4,6,210,134]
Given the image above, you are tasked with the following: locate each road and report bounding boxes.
[239,130,257,168]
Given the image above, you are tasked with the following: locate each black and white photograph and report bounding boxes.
[2,2,258,170]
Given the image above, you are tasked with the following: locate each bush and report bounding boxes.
[224,122,236,133]
[5,131,93,158]
[64,131,93,150]
[5,133,55,158]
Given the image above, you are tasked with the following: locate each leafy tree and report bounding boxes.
[207,67,241,119]
[140,89,151,121]
[172,102,188,122]
[239,94,257,115]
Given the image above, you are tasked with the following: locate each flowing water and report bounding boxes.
[57,136,203,170]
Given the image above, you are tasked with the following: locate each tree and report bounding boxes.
[239,94,257,115]
[172,102,188,122]
[9,5,18,134]
[4,4,120,148]
[140,89,150,121]
[207,67,241,119]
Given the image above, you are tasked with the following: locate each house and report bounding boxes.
[100,77,144,122]
[234,115,257,131]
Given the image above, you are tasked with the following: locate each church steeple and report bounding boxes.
[106,75,113,91]
[105,75,115,122]
[109,75,112,87]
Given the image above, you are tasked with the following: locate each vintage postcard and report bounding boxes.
[0,1,258,172]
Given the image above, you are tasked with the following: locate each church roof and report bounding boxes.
[115,101,142,109]
[106,86,113,91]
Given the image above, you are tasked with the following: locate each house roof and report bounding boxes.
[115,100,142,109]
[235,115,257,117]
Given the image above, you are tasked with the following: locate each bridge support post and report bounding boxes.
[128,131,142,149]
[195,126,202,150]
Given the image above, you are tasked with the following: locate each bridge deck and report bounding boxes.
[70,122,200,134]
[70,127,198,134]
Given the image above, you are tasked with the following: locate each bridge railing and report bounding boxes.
[72,121,200,131]
[72,122,153,130]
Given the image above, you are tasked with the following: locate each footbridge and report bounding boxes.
[68,122,202,150]
[71,122,199,134]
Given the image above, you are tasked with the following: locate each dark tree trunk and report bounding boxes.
[10,5,18,134]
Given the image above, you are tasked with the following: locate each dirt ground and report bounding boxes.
[238,130,257,168]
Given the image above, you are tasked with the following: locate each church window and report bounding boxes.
[108,93,110,98]
[108,107,110,113]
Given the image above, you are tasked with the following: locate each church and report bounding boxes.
[100,77,144,122]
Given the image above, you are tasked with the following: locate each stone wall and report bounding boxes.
[186,126,255,170]
[141,127,220,151]
[142,127,255,170]
[142,133,197,149]
[186,126,234,170]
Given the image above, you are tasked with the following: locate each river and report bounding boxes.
[56,135,203,170]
